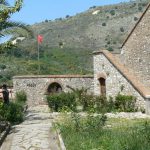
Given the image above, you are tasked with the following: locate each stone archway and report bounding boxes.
[98,77,106,96]
[47,82,62,94]
[97,72,107,96]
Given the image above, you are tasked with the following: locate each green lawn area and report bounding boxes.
[57,115,150,150]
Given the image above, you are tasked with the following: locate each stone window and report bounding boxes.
[47,82,62,94]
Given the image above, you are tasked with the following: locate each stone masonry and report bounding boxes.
[93,51,150,110]
[121,4,150,88]
[91,3,150,114]
[13,75,93,107]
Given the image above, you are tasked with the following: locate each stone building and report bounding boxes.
[93,3,150,114]
[13,3,150,114]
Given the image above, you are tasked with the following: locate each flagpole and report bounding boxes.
[37,34,43,75]
[38,37,40,75]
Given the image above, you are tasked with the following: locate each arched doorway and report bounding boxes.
[98,78,106,96]
[47,82,62,94]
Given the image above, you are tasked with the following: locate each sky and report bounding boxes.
[8,0,131,25]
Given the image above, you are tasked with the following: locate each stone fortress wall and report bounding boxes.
[13,75,94,107]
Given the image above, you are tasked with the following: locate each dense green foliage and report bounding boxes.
[0,0,23,22]
[47,92,76,112]
[0,90,27,124]
[115,94,136,112]
[47,89,137,113]
[0,0,33,85]
[0,101,24,123]
[0,47,92,85]
[0,0,32,44]
[59,118,150,150]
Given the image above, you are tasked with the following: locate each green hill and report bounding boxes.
[0,0,149,85]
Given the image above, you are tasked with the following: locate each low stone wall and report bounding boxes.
[93,51,150,111]
[13,75,94,107]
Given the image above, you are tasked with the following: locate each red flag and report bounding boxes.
[37,35,43,44]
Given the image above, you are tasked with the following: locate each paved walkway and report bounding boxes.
[0,105,61,150]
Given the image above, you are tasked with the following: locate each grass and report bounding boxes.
[0,47,93,85]
[57,116,150,150]
[27,0,149,53]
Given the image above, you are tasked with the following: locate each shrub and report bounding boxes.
[0,102,24,123]
[89,6,96,9]
[66,113,107,132]
[66,15,70,18]
[59,42,63,47]
[47,87,137,113]
[110,10,115,16]
[115,94,136,112]
[102,22,106,26]
[0,64,6,70]
[0,101,3,121]
[15,91,27,104]
[47,87,91,112]
[67,87,90,108]
[107,47,114,51]
[107,41,111,44]
[0,77,7,82]
[0,91,27,124]
[47,92,76,112]
[120,27,124,32]
[138,6,142,11]
[134,17,138,21]
[84,114,107,131]
[94,96,115,113]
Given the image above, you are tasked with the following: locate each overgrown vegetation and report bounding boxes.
[47,88,137,113]
[0,102,24,123]
[0,0,32,85]
[58,116,150,150]
[0,0,32,50]
[0,47,92,85]
[49,88,147,150]
[0,91,27,124]
[15,90,27,105]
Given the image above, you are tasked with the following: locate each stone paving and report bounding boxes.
[0,105,61,150]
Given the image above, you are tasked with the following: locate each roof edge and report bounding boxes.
[121,3,150,48]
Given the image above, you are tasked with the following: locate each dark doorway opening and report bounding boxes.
[99,78,106,96]
[47,82,62,94]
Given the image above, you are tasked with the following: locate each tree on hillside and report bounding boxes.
[0,0,33,50]
[0,0,33,85]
